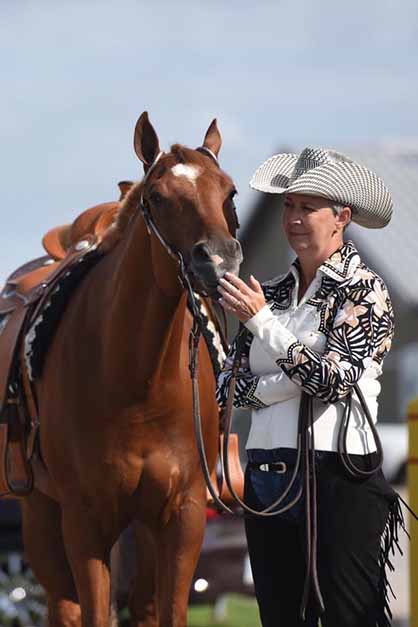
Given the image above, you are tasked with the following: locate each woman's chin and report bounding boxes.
[289,238,311,252]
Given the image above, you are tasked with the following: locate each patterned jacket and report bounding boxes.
[216,240,394,413]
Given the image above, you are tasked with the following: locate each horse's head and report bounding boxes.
[130,112,243,298]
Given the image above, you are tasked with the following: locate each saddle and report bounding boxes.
[0,182,133,497]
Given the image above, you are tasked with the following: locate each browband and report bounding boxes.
[196,146,219,165]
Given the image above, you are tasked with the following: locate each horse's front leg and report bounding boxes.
[127,521,159,627]
[21,490,82,627]
[157,483,206,627]
[61,506,113,627]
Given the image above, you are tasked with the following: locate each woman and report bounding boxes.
[216,148,401,627]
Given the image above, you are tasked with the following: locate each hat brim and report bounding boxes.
[249,153,298,194]
[249,153,393,229]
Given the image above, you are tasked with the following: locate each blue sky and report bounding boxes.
[1,0,417,282]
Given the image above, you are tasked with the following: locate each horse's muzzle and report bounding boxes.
[190,238,243,297]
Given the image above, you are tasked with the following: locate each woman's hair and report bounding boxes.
[332,202,346,216]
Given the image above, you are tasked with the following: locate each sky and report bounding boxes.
[1,0,418,283]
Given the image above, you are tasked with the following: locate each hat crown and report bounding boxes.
[289,147,353,185]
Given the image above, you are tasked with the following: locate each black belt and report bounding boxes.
[249,461,287,473]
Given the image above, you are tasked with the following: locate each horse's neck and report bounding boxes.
[102,217,186,393]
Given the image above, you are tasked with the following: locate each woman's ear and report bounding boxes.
[336,206,352,231]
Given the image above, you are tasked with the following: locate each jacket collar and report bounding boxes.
[291,240,361,283]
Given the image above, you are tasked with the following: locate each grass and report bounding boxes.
[188,595,261,627]
[118,594,261,626]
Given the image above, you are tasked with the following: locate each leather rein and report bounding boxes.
[138,148,384,619]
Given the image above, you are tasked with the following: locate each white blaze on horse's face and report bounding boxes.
[171,163,201,187]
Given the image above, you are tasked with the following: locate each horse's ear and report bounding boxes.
[202,118,222,158]
[134,112,161,170]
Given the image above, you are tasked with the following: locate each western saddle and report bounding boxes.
[0,182,133,497]
[0,180,243,505]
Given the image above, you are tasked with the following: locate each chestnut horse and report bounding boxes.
[20,112,242,627]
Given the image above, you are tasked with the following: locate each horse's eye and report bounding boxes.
[225,189,240,231]
[149,191,163,206]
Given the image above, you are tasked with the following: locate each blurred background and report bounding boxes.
[1,1,417,625]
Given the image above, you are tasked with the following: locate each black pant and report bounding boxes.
[244,449,398,627]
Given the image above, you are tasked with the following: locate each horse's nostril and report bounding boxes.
[192,242,212,264]
[230,238,243,260]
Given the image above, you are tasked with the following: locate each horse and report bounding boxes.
[20,112,242,627]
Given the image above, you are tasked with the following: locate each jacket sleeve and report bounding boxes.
[216,330,302,409]
[244,276,394,403]
[247,370,301,406]
[216,330,269,410]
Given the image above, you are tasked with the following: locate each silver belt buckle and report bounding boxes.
[259,462,287,473]
[274,462,287,474]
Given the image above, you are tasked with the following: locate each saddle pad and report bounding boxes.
[24,248,102,380]
[21,253,225,382]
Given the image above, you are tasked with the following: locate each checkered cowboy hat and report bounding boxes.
[249,147,393,228]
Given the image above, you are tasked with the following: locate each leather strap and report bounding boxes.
[338,383,383,477]
[189,322,385,618]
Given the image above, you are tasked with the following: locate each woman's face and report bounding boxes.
[282,193,348,256]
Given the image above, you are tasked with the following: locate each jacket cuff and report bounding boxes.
[244,304,275,335]
[244,305,298,362]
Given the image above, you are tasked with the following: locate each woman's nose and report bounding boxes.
[288,211,303,225]
[285,205,302,222]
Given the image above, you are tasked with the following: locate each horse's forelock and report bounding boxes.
[170,144,187,165]
[170,144,218,170]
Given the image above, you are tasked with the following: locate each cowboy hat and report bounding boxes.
[249,147,393,228]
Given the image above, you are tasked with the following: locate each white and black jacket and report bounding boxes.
[216,241,394,454]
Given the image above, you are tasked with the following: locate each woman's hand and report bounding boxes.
[218,272,266,322]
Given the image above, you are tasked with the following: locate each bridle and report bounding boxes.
[139,151,179,262]
[139,145,238,264]
[138,146,236,296]
[137,147,385,619]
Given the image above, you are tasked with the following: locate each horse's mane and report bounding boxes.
[116,180,145,233]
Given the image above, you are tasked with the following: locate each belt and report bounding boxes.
[249,461,287,473]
